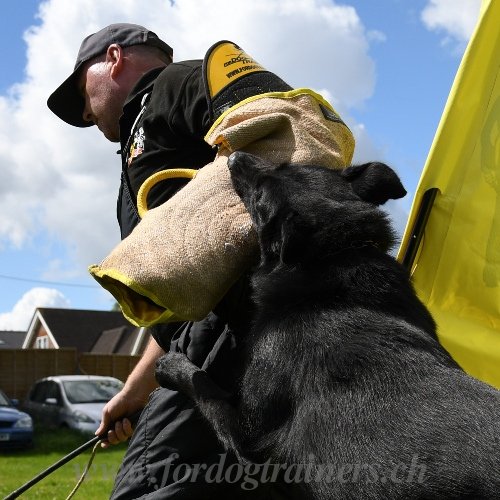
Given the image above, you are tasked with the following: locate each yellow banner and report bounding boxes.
[397,0,500,388]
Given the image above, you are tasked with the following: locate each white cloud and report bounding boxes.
[0,287,70,331]
[421,0,482,47]
[0,0,383,280]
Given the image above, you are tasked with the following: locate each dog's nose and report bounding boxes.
[227,151,246,171]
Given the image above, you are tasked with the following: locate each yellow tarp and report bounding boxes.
[397,0,500,388]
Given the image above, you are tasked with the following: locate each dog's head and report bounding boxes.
[228,151,406,268]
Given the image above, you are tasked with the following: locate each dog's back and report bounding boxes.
[229,152,500,499]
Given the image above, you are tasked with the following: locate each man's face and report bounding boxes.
[79,60,124,142]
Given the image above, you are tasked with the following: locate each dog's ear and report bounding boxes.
[279,212,313,266]
[341,162,407,205]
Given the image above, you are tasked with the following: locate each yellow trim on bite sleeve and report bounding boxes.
[137,168,198,218]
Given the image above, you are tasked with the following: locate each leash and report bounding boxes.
[66,439,101,500]
[3,411,141,500]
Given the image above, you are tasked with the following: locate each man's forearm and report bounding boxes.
[124,336,164,402]
[96,335,165,443]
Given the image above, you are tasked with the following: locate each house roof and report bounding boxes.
[24,308,132,353]
[0,331,26,349]
[91,325,140,354]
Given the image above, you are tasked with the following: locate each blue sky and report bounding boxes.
[0,1,41,93]
[0,0,481,329]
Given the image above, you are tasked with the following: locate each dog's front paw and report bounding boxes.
[155,352,233,403]
[155,352,189,390]
[154,353,170,389]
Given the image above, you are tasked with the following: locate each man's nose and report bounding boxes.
[82,103,94,124]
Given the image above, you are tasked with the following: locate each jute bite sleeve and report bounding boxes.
[89,88,354,326]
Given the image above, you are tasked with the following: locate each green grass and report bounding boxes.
[0,426,127,499]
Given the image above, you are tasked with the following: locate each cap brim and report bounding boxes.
[47,69,93,128]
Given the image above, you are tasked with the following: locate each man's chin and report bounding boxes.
[101,127,120,143]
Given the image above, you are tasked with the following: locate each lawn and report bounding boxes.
[0,427,127,499]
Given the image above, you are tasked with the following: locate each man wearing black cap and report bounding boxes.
[48,23,291,499]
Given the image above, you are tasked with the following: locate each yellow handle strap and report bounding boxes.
[137,168,198,218]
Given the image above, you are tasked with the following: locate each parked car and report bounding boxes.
[0,389,33,448]
[23,375,123,433]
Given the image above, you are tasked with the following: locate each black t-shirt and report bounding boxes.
[118,60,216,237]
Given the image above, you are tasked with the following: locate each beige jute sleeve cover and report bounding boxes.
[88,89,355,326]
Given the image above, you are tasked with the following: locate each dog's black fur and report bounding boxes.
[156,152,500,499]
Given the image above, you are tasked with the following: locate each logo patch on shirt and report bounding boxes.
[128,127,145,166]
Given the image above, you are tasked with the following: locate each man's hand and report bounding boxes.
[95,336,165,447]
[95,389,144,448]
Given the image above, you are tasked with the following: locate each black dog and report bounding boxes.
[156,152,500,499]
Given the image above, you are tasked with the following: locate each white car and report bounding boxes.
[23,375,123,433]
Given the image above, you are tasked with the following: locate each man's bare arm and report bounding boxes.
[95,336,164,447]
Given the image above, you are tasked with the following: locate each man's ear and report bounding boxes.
[107,44,124,78]
[341,162,407,205]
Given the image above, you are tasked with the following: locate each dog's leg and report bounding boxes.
[155,352,247,462]
[155,351,231,400]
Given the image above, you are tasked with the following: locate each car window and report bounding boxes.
[62,379,123,404]
[46,381,62,404]
[29,382,49,403]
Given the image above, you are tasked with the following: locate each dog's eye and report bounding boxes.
[251,189,262,209]
[249,177,280,228]
[252,191,270,222]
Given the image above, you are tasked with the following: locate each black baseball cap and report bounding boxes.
[47,23,173,127]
